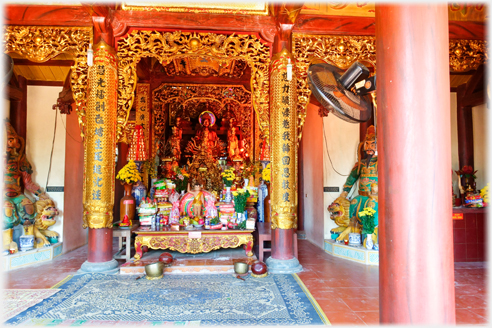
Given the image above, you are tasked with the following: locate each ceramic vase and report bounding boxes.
[264,183,271,223]
[225,186,233,203]
[120,183,136,224]
[237,211,247,223]
[132,180,147,208]
[348,232,361,246]
[19,235,34,251]
[365,234,374,249]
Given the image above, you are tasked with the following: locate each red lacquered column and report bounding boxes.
[375,4,455,324]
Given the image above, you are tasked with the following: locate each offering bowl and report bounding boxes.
[145,261,164,279]
[234,261,249,274]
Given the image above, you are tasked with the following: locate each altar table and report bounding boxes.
[134,226,255,260]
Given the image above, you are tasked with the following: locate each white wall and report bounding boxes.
[322,115,360,239]
[450,92,488,192]
[472,103,488,190]
[450,93,460,194]
[26,86,65,240]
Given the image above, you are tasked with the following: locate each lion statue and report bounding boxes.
[328,196,351,232]
[33,198,59,248]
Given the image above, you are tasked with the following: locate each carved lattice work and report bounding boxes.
[117,30,270,144]
[449,39,488,72]
[293,34,376,141]
[3,26,92,137]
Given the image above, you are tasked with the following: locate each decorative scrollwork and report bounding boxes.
[116,30,270,146]
[449,39,487,72]
[3,26,92,138]
[293,34,376,140]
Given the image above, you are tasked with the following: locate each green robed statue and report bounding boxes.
[328,125,378,247]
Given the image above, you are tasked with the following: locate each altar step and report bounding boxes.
[120,248,257,275]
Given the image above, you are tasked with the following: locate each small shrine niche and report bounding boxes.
[152,83,255,191]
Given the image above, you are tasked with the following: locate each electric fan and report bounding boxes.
[307,61,376,123]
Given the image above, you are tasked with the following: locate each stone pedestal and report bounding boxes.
[265,256,302,274]
[78,259,119,274]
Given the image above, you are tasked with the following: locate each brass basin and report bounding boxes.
[145,262,164,278]
[234,261,249,274]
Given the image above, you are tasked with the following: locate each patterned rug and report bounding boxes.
[5,273,329,326]
[3,289,61,321]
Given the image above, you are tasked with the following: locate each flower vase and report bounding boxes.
[120,184,136,225]
[132,180,147,208]
[225,186,233,203]
[365,233,374,250]
[264,182,271,223]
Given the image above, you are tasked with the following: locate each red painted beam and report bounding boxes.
[294,14,485,40]
[4,5,92,26]
[9,75,27,141]
[376,4,455,324]
[26,80,64,87]
[113,10,276,40]
[295,15,376,36]
[13,59,74,67]
[457,84,475,170]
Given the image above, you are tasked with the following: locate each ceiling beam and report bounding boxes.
[27,80,64,87]
[461,90,485,108]
[4,5,92,26]
[464,64,484,97]
[13,59,74,67]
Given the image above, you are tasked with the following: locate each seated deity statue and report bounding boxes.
[329,125,379,246]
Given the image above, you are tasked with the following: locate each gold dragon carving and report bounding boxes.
[3,26,92,138]
[293,34,376,139]
[293,34,487,129]
[116,30,270,145]
[134,234,253,259]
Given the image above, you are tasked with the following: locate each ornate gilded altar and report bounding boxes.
[134,227,254,260]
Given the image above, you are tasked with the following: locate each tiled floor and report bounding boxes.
[4,238,488,325]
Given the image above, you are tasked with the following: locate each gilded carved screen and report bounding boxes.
[152,83,255,160]
[116,30,270,147]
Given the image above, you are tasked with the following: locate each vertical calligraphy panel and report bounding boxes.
[270,49,298,230]
[83,41,118,229]
[135,84,151,156]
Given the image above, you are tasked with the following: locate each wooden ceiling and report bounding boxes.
[10,53,73,85]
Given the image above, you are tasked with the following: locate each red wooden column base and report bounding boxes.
[79,228,118,274]
[265,228,302,273]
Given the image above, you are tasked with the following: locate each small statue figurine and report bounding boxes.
[188,178,205,219]
[169,191,181,224]
[227,121,242,161]
[205,195,218,219]
[120,214,131,227]
[169,125,182,162]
